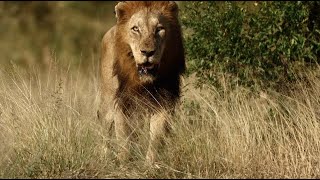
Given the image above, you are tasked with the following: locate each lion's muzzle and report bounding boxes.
[137,61,159,76]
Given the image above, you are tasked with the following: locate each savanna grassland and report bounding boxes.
[1,1,320,179]
[1,55,320,178]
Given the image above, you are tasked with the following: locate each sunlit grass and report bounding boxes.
[0,62,320,178]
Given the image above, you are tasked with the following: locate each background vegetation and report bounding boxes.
[0,1,117,70]
[1,1,320,178]
[182,1,320,92]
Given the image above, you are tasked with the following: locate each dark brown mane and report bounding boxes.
[112,1,185,114]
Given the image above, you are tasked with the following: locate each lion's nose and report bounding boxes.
[141,50,155,57]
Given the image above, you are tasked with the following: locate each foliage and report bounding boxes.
[181,1,320,91]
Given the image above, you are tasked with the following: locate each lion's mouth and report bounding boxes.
[137,62,158,76]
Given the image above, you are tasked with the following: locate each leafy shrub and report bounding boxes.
[181,1,320,91]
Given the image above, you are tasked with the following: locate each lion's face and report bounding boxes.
[126,10,167,83]
[114,2,181,84]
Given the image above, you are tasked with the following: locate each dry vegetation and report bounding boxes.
[0,58,320,178]
[1,1,320,178]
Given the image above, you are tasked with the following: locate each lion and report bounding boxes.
[97,1,185,165]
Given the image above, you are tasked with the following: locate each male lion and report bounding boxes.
[98,1,185,165]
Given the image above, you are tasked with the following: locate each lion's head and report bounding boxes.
[114,1,184,84]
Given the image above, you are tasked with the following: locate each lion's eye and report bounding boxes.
[155,26,164,33]
[131,26,139,32]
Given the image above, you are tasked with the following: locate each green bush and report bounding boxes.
[182,1,320,91]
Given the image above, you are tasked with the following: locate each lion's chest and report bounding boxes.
[115,84,175,116]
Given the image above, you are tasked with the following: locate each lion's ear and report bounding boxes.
[167,1,179,17]
[115,1,126,21]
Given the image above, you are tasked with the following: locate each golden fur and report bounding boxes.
[98,1,185,165]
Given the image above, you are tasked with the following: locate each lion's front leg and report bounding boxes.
[97,100,115,138]
[114,108,132,162]
[146,110,170,165]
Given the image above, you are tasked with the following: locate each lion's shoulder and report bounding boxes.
[100,26,119,95]
[101,26,116,49]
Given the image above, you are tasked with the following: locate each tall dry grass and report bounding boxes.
[0,59,320,178]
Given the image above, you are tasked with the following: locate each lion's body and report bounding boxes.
[98,1,185,164]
